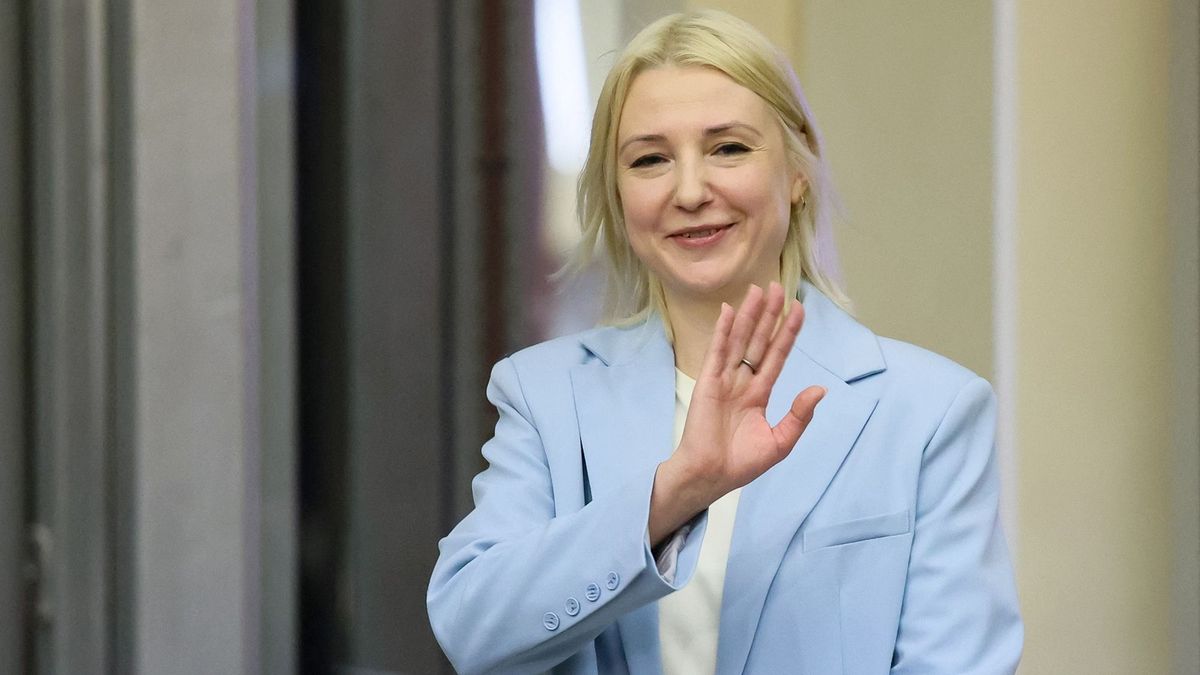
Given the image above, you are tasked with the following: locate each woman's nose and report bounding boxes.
[672,156,712,211]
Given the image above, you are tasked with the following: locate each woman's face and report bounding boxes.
[616,65,804,306]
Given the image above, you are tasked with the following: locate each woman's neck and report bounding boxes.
[665,294,723,379]
[665,277,785,378]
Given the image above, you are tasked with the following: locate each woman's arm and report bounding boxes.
[426,357,706,675]
[891,377,1024,674]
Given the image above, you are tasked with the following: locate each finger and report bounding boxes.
[699,302,735,380]
[742,281,785,370]
[772,385,826,450]
[755,298,805,383]
[724,284,765,372]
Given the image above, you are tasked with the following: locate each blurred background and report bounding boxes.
[0,0,1196,673]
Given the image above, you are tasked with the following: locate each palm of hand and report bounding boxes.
[674,282,826,503]
[683,370,784,492]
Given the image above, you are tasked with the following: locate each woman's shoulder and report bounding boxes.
[875,336,984,390]
[489,324,649,418]
[504,321,660,371]
[799,283,987,399]
[864,335,995,430]
[499,322,645,382]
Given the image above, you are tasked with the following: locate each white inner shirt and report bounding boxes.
[659,368,742,675]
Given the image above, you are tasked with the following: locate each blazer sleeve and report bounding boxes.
[891,377,1024,674]
[426,357,706,675]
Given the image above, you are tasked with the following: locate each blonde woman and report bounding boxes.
[428,10,1022,674]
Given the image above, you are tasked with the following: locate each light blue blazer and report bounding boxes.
[428,285,1023,674]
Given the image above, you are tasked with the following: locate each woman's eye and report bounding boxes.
[630,154,666,169]
[714,143,750,156]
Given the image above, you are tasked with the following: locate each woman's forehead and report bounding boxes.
[617,66,773,138]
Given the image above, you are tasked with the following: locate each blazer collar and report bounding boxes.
[573,283,886,675]
[794,281,886,382]
[577,282,886,384]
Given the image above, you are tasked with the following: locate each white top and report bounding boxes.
[658,369,742,675]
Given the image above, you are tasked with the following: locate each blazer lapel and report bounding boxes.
[715,285,885,674]
[572,319,675,675]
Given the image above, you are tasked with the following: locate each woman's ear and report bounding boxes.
[791,174,807,205]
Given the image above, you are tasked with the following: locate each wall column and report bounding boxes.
[114,0,296,671]
[1014,2,1173,672]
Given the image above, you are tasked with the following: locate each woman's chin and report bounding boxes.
[663,275,748,304]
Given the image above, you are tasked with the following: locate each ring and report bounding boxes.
[739,358,758,374]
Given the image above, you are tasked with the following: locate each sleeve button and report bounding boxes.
[605,571,620,590]
[565,596,580,616]
[543,612,560,631]
[585,583,601,602]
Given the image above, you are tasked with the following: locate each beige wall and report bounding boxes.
[694,0,800,69]
[1016,2,1173,672]
[794,1,996,381]
[694,0,1180,672]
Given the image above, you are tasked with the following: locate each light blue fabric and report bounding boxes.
[427,284,1023,674]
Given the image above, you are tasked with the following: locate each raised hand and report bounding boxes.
[648,282,826,546]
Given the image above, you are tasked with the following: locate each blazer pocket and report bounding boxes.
[803,509,911,552]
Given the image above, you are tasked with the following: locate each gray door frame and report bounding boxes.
[18,0,297,672]
[26,0,114,670]
[0,0,28,672]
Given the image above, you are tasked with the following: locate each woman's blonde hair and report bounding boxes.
[570,9,850,328]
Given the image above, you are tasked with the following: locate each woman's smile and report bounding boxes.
[669,222,734,246]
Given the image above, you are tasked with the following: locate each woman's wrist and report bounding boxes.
[648,455,720,547]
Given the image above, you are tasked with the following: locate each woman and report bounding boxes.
[428,10,1022,674]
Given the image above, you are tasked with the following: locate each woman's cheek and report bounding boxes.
[619,186,659,234]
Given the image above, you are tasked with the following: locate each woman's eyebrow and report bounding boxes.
[618,122,763,155]
[704,121,762,138]
[618,134,665,155]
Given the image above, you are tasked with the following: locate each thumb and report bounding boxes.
[772,386,826,450]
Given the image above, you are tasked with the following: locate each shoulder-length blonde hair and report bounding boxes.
[570,9,850,328]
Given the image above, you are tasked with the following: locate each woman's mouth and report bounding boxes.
[670,223,733,247]
[680,227,724,238]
